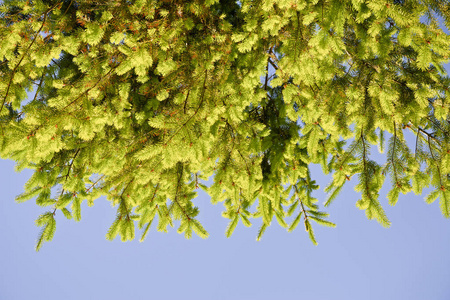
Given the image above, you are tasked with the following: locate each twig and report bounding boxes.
[1,10,50,115]
[165,70,207,145]
[62,66,117,110]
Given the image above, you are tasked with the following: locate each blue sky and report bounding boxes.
[2,155,450,300]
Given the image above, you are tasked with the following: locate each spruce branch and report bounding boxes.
[149,184,159,203]
[237,149,251,176]
[165,69,207,145]
[392,122,399,186]
[171,163,191,222]
[361,132,371,197]
[294,185,309,230]
[65,149,80,180]
[0,6,55,115]
[427,135,444,190]
[85,175,105,194]
[3,0,450,248]
[415,126,421,158]
[62,65,118,110]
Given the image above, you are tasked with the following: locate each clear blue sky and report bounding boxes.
[1,154,450,300]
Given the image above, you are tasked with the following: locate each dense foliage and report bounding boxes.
[1,0,449,250]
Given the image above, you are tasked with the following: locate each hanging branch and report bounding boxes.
[165,69,207,145]
[65,149,80,180]
[171,163,191,221]
[392,122,399,186]
[85,174,105,193]
[414,126,421,158]
[183,90,190,114]
[62,65,118,110]
[52,148,80,214]
[1,14,47,113]
[0,2,61,115]
[335,136,361,171]
[294,185,309,230]
[264,57,269,90]
[427,135,444,190]
[149,184,159,203]
[237,149,251,176]
[361,131,373,201]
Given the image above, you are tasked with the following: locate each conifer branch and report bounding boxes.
[392,122,399,186]
[54,189,65,215]
[426,116,449,136]
[1,10,50,115]
[336,137,361,171]
[427,135,444,190]
[294,185,309,231]
[51,148,81,214]
[415,127,421,158]
[65,149,80,180]
[3,0,450,248]
[237,149,251,176]
[61,0,75,19]
[183,90,190,114]
[264,59,269,90]
[361,132,370,194]
[118,179,134,221]
[417,127,441,146]
[195,173,199,189]
[120,179,134,198]
[62,66,117,110]
[85,175,105,193]
[294,11,301,62]
[31,67,47,104]
[299,199,308,225]
[268,58,278,71]
[150,184,159,203]
[165,69,207,145]
[172,163,191,221]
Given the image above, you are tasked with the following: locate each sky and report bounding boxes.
[1,154,450,300]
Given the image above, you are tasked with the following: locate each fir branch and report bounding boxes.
[61,0,75,18]
[62,66,118,110]
[149,184,159,203]
[183,90,190,114]
[32,67,46,103]
[264,58,269,90]
[294,11,301,62]
[268,58,278,71]
[335,136,361,171]
[427,135,443,190]
[120,179,134,198]
[165,69,207,145]
[294,185,309,230]
[52,148,81,214]
[3,0,450,248]
[361,132,371,196]
[172,163,191,221]
[65,149,80,180]
[426,116,449,136]
[415,126,421,158]
[85,175,105,193]
[392,122,399,186]
[1,7,53,115]
[418,127,441,147]
[299,198,309,231]
[237,149,251,176]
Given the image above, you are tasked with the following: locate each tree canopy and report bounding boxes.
[1,0,449,251]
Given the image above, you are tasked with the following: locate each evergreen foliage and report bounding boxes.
[0,0,449,251]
